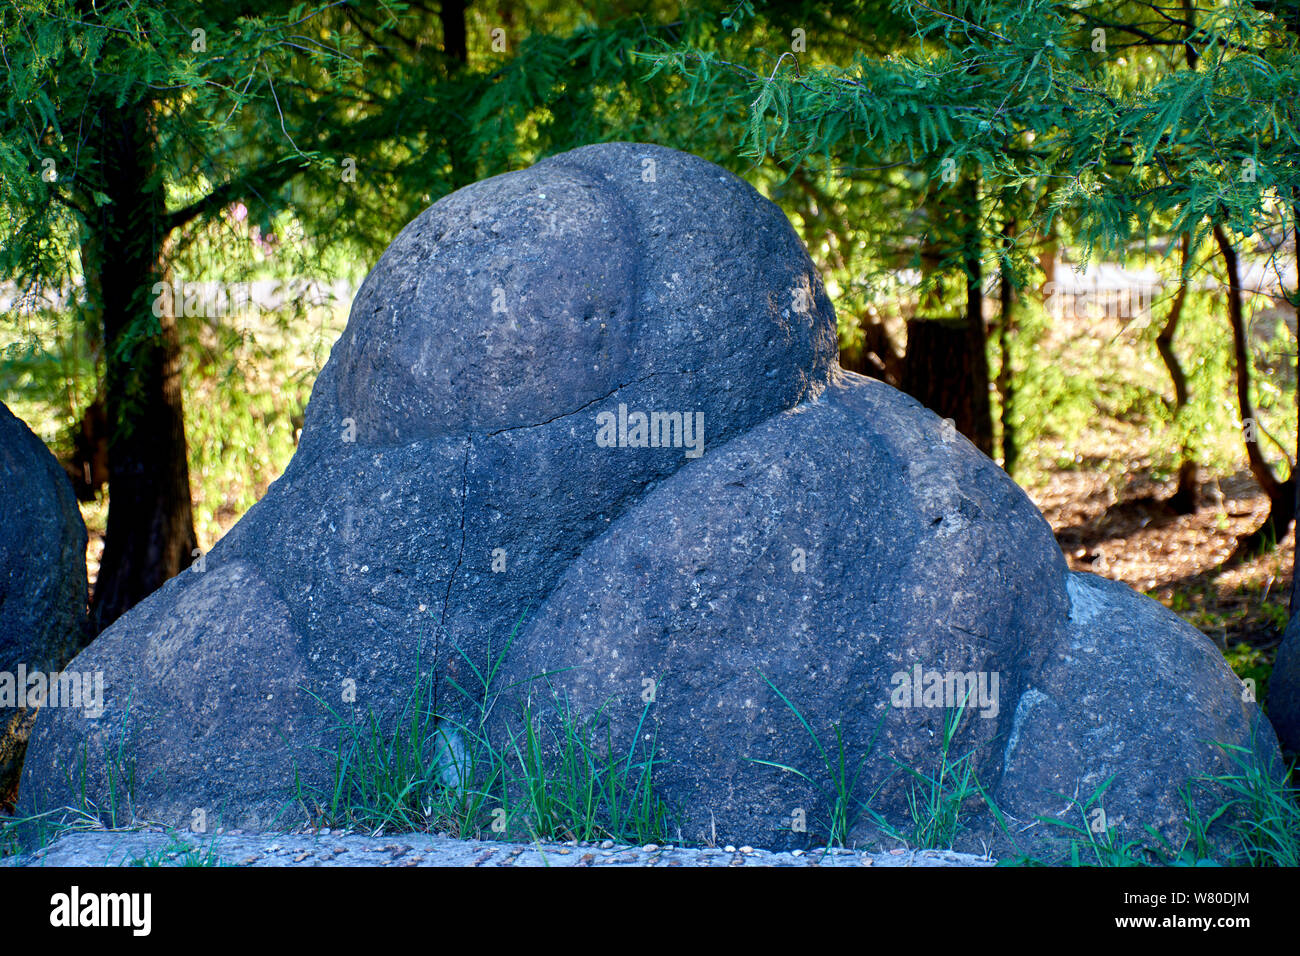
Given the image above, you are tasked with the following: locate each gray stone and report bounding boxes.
[492,374,1063,849]
[995,572,1274,858]
[15,143,1279,862]
[0,401,88,800]
[17,142,837,832]
[493,375,1275,858]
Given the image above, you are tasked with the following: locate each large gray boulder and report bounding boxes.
[494,376,1272,856]
[0,401,88,801]
[17,143,1279,861]
[18,142,837,831]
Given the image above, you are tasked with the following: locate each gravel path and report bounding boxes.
[6,828,997,867]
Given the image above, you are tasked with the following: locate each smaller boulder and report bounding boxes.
[0,401,89,803]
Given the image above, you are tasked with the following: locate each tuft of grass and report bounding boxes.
[998,742,1300,867]
[296,663,449,836]
[997,777,1166,867]
[0,806,97,861]
[747,670,883,847]
[1,696,158,861]
[294,615,673,846]
[1184,742,1300,866]
[2,697,145,860]
[752,671,988,851]
[874,700,986,850]
[503,686,671,845]
[67,693,141,831]
[123,831,226,867]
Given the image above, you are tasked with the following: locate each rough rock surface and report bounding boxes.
[0,401,88,800]
[16,143,1280,862]
[995,573,1270,852]
[18,142,837,833]
[495,376,1274,856]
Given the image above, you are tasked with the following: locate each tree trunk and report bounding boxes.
[86,102,197,634]
[961,175,994,456]
[903,316,993,452]
[1157,233,1199,514]
[1292,212,1300,616]
[1215,223,1294,560]
[997,217,1018,474]
[904,175,994,456]
[1037,223,1057,297]
[440,0,468,64]
[441,0,474,190]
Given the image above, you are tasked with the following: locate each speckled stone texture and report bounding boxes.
[16,143,1279,863]
[0,401,88,800]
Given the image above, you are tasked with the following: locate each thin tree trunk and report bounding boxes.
[1215,223,1294,560]
[997,217,1018,474]
[87,101,197,634]
[1157,233,1198,513]
[1291,212,1300,615]
[1038,224,1057,297]
[441,0,474,190]
[440,0,468,64]
[1267,9,1300,753]
[962,175,994,456]
[1161,1,1200,515]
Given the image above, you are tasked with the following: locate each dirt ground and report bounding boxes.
[1028,466,1292,659]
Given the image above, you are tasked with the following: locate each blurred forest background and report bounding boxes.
[2,0,1298,703]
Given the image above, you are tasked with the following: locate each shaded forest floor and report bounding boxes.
[1029,465,1290,701]
[1008,280,1295,704]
